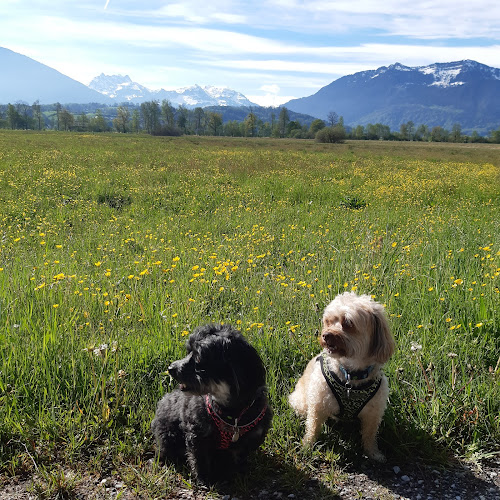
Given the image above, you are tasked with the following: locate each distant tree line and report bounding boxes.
[1,100,499,144]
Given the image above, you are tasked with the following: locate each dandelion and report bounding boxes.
[95,261,102,267]
[410,341,422,351]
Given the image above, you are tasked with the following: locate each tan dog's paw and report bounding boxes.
[366,448,386,462]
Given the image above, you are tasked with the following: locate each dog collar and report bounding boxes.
[318,352,382,420]
[339,363,375,382]
[205,394,268,450]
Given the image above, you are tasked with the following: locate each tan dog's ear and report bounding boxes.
[369,309,395,363]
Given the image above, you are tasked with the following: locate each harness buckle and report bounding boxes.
[232,418,240,442]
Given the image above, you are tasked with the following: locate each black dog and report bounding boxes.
[151,323,272,484]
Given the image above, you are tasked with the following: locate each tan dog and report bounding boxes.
[289,292,395,462]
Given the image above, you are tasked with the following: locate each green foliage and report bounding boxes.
[315,125,346,143]
[0,132,498,495]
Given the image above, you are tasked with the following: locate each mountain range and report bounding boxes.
[1,46,499,133]
[88,73,256,108]
[285,60,500,133]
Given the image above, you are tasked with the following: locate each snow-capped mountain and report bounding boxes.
[88,74,256,108]
[286,60,500,133]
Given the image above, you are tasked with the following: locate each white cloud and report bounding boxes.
[1,0,499,103]
[260,84,281,94]
[247,94,296,107]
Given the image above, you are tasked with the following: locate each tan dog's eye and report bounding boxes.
[342,318,353,329]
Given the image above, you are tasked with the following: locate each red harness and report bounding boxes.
[205,395,268,450]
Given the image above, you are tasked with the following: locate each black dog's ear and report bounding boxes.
[225,337,266,397]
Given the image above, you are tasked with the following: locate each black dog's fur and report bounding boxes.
[151,324,272,484]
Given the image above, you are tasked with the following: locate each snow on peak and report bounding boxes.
[88,75,255,107]
[418,63,465,87]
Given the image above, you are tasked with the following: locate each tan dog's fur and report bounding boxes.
[289,292,395,462]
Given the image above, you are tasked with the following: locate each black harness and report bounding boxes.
[318,352,382,421]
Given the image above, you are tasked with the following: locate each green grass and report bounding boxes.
[0,131,498,496]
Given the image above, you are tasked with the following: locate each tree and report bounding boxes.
[76,113,89,132]
[315,125,346,143]
[113,105,130,133]
[278,107,289,137]
[161,100,175,127]
[430,126,449,142]
[207,112,223,136]
[327,111,339,127]
[89,109,108,132]
[470,130,486,143]
[16,103,32,129]
[130,109,141,133]
[244,112,257,137]
[309,119,325,136]
[7,104,20,129]
[400,121,415,141]
[59,108,74,131]
[176,105,189,133]
[193,107,205,135]
[286,120,302,138]
[451,123,462,143]
[415,124,430,142]
[140,100,160,134]
[490,127,500,144]
[55,102,62,130]
[352,125,365,140]
[224,120,243,137]
[32,100,43,130]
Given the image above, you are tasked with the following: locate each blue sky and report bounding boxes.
[1,0,499,106]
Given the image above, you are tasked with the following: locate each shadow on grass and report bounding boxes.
[306,416,500,500]
[182,449,340,500]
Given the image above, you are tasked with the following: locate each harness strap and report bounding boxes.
[205,395,268,450]
[318,353,382,420]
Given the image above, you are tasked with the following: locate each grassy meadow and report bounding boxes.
[0,131,498,496]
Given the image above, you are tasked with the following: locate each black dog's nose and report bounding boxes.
[168,362,179,378]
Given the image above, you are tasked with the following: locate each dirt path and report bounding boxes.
[1,458,499,499]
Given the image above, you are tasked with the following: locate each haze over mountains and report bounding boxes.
[1,46,499,133]
[0,47,112,104]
